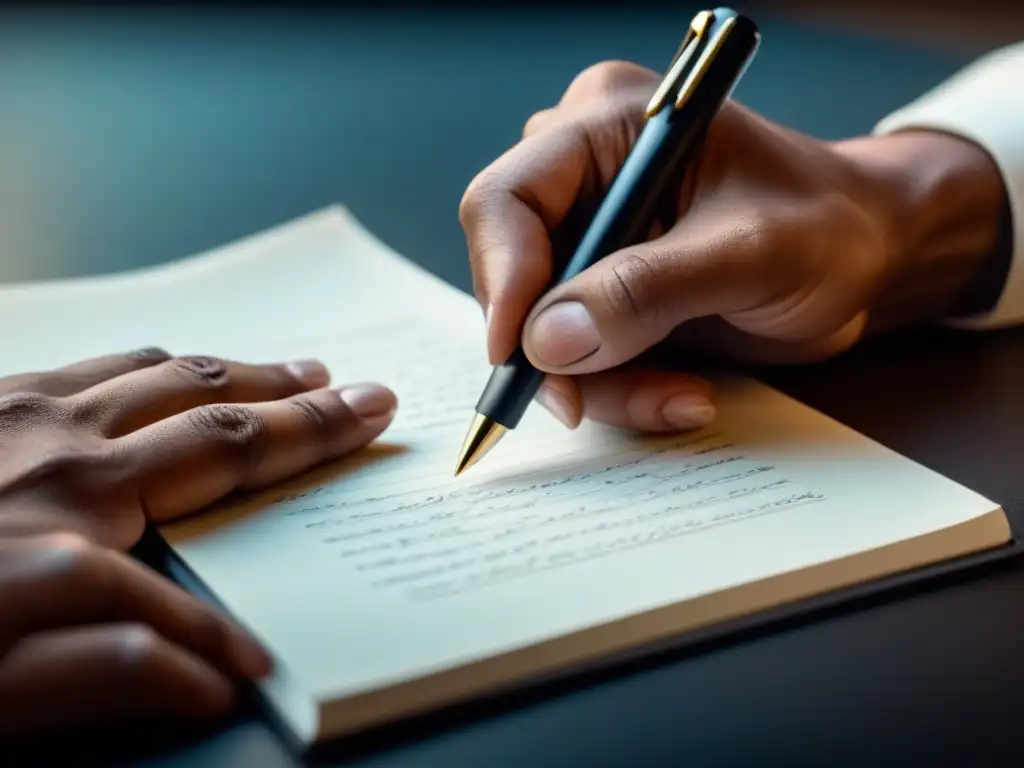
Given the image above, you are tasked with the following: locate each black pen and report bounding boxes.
[455,7,761,476]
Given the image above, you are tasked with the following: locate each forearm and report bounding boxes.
[835,130,1011,331]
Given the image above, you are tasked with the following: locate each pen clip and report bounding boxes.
[645,9,737,118]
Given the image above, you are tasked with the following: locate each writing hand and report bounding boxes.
[460,61,1004,432]
[0,530,270,737]
[0,348,397,550]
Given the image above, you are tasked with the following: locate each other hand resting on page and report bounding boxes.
[460,61,1006,432]
[0,529,272,737]
[0,346,397,551]
[0,347,395,736]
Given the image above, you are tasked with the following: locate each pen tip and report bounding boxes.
[454,413,507,477]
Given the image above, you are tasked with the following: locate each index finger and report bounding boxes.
[0,347,171,398]
[459,125,591,365]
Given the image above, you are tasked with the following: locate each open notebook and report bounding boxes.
[0,206,1011,748]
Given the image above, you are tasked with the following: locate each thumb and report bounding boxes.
[520,214,768,374]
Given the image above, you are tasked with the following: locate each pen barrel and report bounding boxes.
[475,9,759,430]
[476,348,546,428]
[558,13,759,285]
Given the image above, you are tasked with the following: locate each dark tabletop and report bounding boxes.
[3,4,1024,767]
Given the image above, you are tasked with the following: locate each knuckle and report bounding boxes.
[1,531,97,609]
[114,624,167,673]
[17,445,116,495]
[601,251,662,327]
[459,162,519,234]
[188,404,267,470]
[458,171,495,229]
[288,394,349,440]
[0,372,47,397]
[567,60,654,99]
[65,395,110,431]
[34,529,94,563]
[189,403,264,443]
[522,108,553,137]
[28,529,105,585]
[0,391,59,426]
[168,355,230,390]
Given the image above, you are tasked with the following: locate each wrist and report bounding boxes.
[832,129,1010,330]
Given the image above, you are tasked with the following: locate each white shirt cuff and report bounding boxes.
[873,43,1024,329]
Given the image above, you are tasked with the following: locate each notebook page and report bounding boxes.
[0,206,1002,728]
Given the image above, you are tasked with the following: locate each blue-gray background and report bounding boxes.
[0,4,968,290]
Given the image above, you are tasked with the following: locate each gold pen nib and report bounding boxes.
[454,413,507,476]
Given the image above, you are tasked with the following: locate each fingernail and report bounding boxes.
[483,304,497,365]
[127,346,170,361]
[662,394,716,430]
[336,383,397,419]
[527,301,601,367]
[286,359,329,388]
[535,386,574,428]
